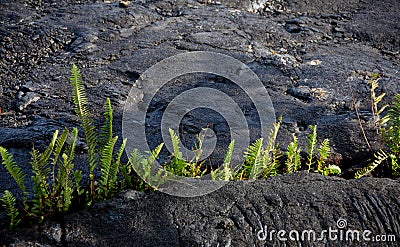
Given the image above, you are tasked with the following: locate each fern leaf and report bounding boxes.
[99,98,113,151]
[51,128,69,190]
[70,65,97,175]
[306,125,318,171]
[98,136,118,198]
[263,144,281,177]
[285,134,301,173]
[52,128,69,167]
[355,150,388,178]
[59,153,74,212]
[265,116,282,153]
[150,143,164,162]
[38,130,58,170]
[1,190,20,230]
[212,140,234,181]
[245,138,263,179]
[0,147,26,195]
[169,128,183,160]
[317,139,330,171]
[108,138,127,193]
[390,154,400,177]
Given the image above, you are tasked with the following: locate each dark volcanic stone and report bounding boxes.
[2,173,400,246]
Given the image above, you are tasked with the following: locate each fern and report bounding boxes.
[70,64,97,199]
[99,98,113,150]
[383,94,400,176]
[368,74,388,133]
[391,154,400,177]
[111,138,127,191]
[98,136,118,199]
[0,147,26,197]
[57,128,78,212]
[355,150,388,178]
[129,144,166,189]
[317,139,330,172]
[30,131,59,216]
[51,128,69,191]
[169,128,183,160]
[244,138,264,179]
[306,125,318,171]
[30,148,51,217]
[1,190,20,230]
[285,134,301,173]
[262,117,282,177]
[211,140,235,181]
[263,144,282,177]
[165,129,186,176]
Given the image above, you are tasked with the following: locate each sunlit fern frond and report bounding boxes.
[70,65,97,174]
[169,128,183,160]
[306,125,318,171]
[99,98,113,151]
[244,138,263,180]
[285,133,301,173]
[355,150,388,178]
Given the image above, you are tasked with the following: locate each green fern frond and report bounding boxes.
[244,138,263,180]
[165,129,186,176]
[58,153,74,212]
[211,140,234,181]
[151,143,164,162]
[70,65,98,187]
[263,144,281,177]
[37,130,58,170]
[169,128,183,160]
[368,74,389,132]
[54,128,77,210]
[383,94,400,160]
[99,98,113,151]
[285,133,301,173]
[306,125,318,171]
[52,128,69,167]
[261,117,282,178]
[111,138,127,190]
[390,154,400,177]
[98,136,118,198]
[30,148,51,216]
[0,147,26,195]
[1,190,20,230]
[355,150,388,178]
[265,116,282,154]
[317,139,330,172]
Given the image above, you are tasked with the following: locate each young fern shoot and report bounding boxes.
[306,125,318,172]
[285,133,301,174]
[211,140,235,181]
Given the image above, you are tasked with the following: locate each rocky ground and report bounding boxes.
[0,0,400,246]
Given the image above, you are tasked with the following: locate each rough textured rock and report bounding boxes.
[0,0,400,244]
[2,172,400,246]
[1,0,399,173]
